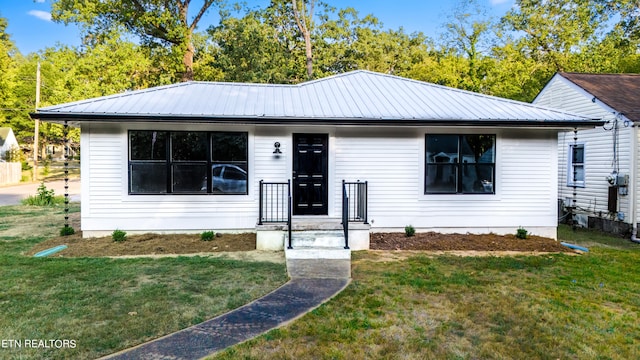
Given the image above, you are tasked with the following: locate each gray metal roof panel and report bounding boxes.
[35,70,601,125]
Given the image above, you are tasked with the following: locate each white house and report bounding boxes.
[33,71,601,249]
[0,127,19,160]
[534,72,640,239]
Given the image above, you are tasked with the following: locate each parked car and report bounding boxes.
[202,164,247,193]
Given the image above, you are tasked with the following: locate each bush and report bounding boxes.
[21,160,32,171]
[21,182,65,206]
[405,225,416,237]
[60,226,75,236]
[2,145,21,162]
[112,230,127,242]
[201,231,215,241]
[516,227,528,239]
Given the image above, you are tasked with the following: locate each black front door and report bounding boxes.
[293,133,328,215]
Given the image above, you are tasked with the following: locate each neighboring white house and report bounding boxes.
[0,127,19,160]
[534,72,640,236]
[32,71,601,248]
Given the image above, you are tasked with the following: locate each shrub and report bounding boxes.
[21,160,32,171]
[60,226,75,236]
[201,231,215,241]
[21,182,65,206]
[405,225,416,237]
[516,227,528,239]
[112,230,127,242]
[2,145,21,162]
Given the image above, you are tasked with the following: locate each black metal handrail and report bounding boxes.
[259,180,292,248]
[343,180,368,223]
[342,180,350,250]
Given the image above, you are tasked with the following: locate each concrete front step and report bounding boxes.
[285,247,351,260]
[287,230,346,248]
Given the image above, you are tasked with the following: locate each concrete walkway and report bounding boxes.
[103,277,349,360]
[103,260,350,360]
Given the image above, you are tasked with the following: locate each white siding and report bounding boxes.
[334,128,558,237]
[81,123,561,237]
[535,76,634,224]
[81,123,260,233]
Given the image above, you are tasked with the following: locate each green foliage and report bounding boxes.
[1,145,20,162]
[111,229,127,242]
[201,231,215,241]
[404,225,416,237]
[21,182,65,206]
[51,0,223,81]
[516,227,528,239]
[0,0,637,138]
[60,225,75,236]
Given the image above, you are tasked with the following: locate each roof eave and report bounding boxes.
[31,112,604,129]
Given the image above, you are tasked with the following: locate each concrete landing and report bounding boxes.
[286,258,351,279]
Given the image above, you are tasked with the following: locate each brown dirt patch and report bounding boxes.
[27,232,257,258]
[26,220,574,258]
[370,232,573,253]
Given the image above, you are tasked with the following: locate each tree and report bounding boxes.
[440,0,496,92]
[51,0,222,81]
[0,15,18,124]
[317,7,430,76]
[496,0,640,100]
[291,0,316,79]
[208,7,303,83]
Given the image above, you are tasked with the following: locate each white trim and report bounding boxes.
[567,142,586,188]
[121,126,256,203]
[420,131,500,199]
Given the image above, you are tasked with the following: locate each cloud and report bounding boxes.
[35,0,46,3]
[28,10,52,22]
[489,0,510,5]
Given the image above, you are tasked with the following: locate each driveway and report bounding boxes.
[0,179,81,206]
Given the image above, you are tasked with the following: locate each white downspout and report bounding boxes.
[630,121,640,243]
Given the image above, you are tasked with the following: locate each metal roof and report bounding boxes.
[33,70,602,127]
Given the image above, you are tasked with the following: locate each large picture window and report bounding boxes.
[129,131,248,195]
[425,134,496,194]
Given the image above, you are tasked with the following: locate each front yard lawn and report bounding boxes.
[212,227,640,360]
[0,205,288,360]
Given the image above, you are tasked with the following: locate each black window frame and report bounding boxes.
[128,130,248,195]
[425,134,496,195]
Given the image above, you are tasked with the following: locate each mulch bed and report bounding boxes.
[370,232,573,253]
[27,232,257,257]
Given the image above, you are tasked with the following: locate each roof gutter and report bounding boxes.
[30,112,605,129]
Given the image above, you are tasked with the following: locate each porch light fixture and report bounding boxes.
[273,142,282,154]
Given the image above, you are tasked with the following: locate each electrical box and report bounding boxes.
[617,174,629,187]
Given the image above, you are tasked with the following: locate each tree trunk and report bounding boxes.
[182,40,195,82]
[304,32,313,79]
[292,0,315,80]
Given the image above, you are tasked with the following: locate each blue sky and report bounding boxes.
[2,0,515,55]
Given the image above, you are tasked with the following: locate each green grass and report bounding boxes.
[558,224,639,250]
[0,205,287,360]
[211,227,640,360]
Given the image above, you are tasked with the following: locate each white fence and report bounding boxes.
[0,162,21,185]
